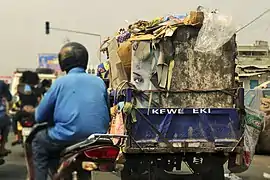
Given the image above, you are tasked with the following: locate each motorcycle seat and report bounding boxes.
[61,137,113,155]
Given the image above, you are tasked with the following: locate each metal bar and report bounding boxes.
[135,109,174,151]
[129,135,144,152]
[50,27,102,62]
[51,27,100,37]
[141,88,237,93]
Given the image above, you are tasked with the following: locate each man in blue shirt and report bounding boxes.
[32,42,110,180]
[0,80,12,157]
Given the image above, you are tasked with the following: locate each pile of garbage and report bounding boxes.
[102,6,237,103]
[100,8,205,86]
[115,12,203,43]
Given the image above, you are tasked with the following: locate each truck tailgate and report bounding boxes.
[126,108,241,153]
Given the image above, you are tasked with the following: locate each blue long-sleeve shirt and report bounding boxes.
[35,67,110,141]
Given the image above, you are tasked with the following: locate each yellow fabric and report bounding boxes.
[123,102,137,123]
[100,61,110,79]
[104,61,110,71]
[17,122,22,131]
[117,41,132,79]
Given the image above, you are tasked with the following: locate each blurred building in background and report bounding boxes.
[237,40,270,89]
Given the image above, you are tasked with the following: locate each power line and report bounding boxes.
[237,9,270,33]
[51,27,101,37]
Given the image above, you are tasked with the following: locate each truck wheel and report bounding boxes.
[121,167,132,180]
[256,145,262,154]
[120,165,147,180]
[201,165,224,180]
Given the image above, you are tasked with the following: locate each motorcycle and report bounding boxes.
[25,123,127,180]
[11,106,35,148]
[20,105,35,146]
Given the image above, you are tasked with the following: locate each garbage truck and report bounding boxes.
[104,7,263,180]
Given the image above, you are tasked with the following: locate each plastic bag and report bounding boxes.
[242,107,263,165]
[228,106,264,173]
[194,7,236,55]
[109,104,125,144]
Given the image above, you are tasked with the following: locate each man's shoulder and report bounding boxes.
[54,74,105,86]
[87,74,105,84]
[53,76,65,84]
[49,76,67,89]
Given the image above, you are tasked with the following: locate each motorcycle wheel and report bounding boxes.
[0,159,5,165]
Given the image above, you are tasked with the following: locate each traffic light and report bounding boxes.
[45,21,50,34]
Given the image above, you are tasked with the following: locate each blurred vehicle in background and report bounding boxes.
[10,68,57,96]
[9,68,57,147]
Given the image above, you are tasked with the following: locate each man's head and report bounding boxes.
[20,71,40,85]
[41,79,52,91]
[58,42,89,72]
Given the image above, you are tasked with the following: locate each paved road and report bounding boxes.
[0,137,269,180]
[233,155,270,180]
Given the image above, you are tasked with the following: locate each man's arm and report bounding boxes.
[35,81,60,123]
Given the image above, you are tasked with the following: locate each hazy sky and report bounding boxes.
[0,0,270,75]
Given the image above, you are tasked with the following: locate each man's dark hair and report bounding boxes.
[41,79,52,88]
[19,71,40,85]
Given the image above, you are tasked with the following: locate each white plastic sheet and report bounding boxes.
[228,105,264,173]
[242,107,263,166]
[194,7,236,55]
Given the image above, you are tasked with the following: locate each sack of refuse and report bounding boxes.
[228,106,264,173]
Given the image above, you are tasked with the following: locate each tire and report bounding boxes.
[255,144,262,154]
[121,164,169,180]
[77,171,91,180]
[201,165,224,180]
[121,165,144,180]
[121,166,132,180]
[0,159,5,165]
[256,130,270,154]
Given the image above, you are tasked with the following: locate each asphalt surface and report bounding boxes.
[0,135,269,180]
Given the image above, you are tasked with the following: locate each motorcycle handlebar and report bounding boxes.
[26,123,128,146]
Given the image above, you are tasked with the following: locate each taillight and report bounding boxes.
[23,121,33,127]
[84,146,119,160]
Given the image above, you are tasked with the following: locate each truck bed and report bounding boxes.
[122,22,240,153]
[131,26,237,108]
[125,108,241,153]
